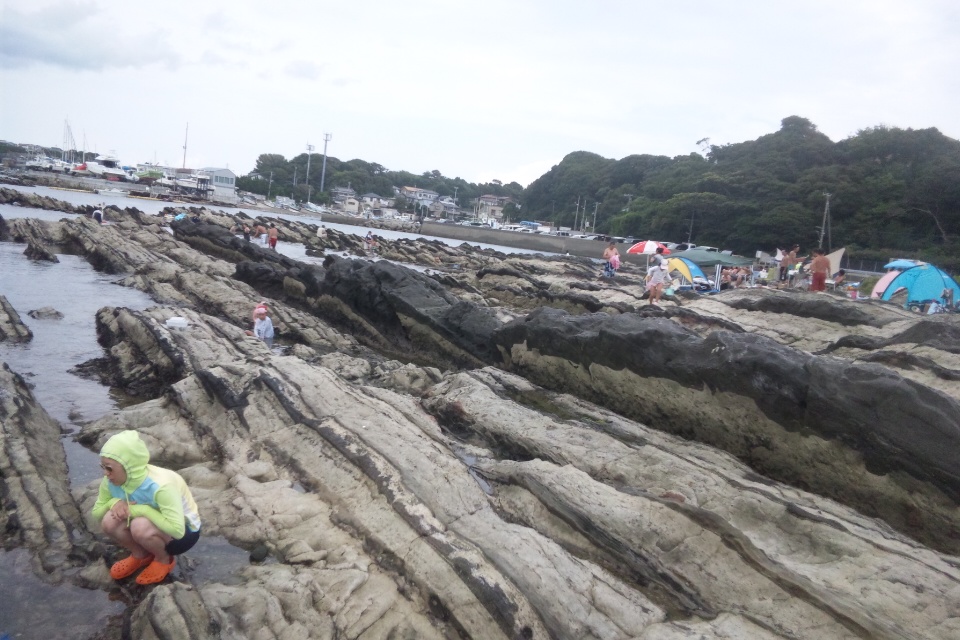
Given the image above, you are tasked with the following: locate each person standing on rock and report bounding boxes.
[781,245,799,283]
[92,206,104,224]
[267,224,279,250]
[646,259,668,304]
[253,305,274,348]
[256,223,268,247]
[809,248,830,292]
[92,430,201,585]
[242,223,251,242]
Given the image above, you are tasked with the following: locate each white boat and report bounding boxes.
[25,155,56,171]
[97,188,128,197]
[86,153,137,182]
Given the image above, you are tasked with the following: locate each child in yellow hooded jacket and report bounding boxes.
[92,430,201,585]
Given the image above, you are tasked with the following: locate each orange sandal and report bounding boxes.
[110,554,154,580]
[135,557,176,585]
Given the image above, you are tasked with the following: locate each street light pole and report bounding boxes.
[819,192,832,250]
[319,133,332,194]
[305,143,314,203]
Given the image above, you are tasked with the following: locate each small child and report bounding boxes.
[253,306,274,348]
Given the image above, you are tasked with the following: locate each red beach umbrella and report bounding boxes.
[627,240,671,255]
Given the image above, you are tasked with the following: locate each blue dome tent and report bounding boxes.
[880,264,960,309]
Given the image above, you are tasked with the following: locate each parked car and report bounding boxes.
[672,243,697,252]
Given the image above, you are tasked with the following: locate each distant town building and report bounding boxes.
[361,192,395,208]
[201,167,238,203]
[399,186,439,205]
[342,197,360,214]
[476,194,511,221]
[331,186,357,202]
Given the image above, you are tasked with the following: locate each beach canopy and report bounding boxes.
[880,263,960,307]
[670,248,752,267]
[870,270,902,298]
[665,256,707,284]
[627,240,671,255]
[826,247,845,276]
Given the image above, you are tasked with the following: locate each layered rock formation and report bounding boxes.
[0,294,33,342]
[0,362,95,579]
[74,305,960,639]
[2,201,960,638]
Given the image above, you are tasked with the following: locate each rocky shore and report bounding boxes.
[2,195,959,639]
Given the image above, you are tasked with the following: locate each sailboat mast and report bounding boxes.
[182,123,189,169]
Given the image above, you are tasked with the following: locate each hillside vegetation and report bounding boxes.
[526,117,960,269]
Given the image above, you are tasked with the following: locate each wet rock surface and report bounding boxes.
[24,238,59,262]
[27,306,64,320]
[2,201,960,638]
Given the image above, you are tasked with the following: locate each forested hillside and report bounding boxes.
[526,116,960,268]
[236,116,960,269]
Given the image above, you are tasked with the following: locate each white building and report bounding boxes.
[201,167,239,203]
[399,186,439,205]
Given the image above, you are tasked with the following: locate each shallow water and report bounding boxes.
[0,548,125,639]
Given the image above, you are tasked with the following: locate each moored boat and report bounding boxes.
[86,153,138,182]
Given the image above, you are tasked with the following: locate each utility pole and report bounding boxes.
[267,171,273,201]
[292,166,298,199]
[453,186,458,206]
[319,133,332,194]
[305,143,314,203]
[574,201,580,232]
[687,211,695,243]
[819,192,832,251]
[182,123,189,169]
[591,202,598,232]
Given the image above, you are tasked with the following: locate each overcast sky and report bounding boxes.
[2,0,958,186]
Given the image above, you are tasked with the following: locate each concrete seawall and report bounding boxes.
[323,214,648,264]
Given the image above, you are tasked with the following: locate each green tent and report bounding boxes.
[670,248,753,267]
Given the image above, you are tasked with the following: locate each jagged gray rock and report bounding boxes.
[0,362,94,580]
[0,294,33,341]
[24,239,59,262]
[493,306,960,553]
[28,306,64,320]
